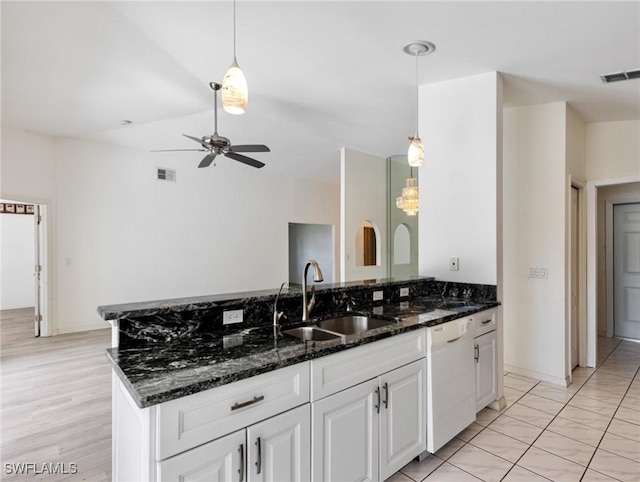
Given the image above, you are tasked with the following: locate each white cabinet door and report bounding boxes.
[312,378,379,482]
[247,404,311,482]
[475,330,497,412]
[157,429,244,482]
[380,359,427,481]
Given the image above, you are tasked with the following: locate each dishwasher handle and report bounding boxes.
[447,335,464,343]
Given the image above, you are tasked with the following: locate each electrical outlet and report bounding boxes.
[449,257,459,271]
[223,309,243,325]
[399,287,409,297]
[373,290,384,301]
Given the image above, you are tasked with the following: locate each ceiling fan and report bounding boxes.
[153,82,269,168]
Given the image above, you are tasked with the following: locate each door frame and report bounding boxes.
[567,178,587,376]
[587,175,640,367]
[606,197,640,337]
[0,194,53,337]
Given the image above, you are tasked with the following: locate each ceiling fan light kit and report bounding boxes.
[404,41,436,167]
[222,0,248,115]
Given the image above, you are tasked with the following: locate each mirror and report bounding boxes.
[340,148,419,282]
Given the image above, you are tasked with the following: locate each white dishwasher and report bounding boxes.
[426,316,476,453]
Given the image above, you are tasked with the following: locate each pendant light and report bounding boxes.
[222,0,248,115]
[396,167,419,216]
[404,41,436,167]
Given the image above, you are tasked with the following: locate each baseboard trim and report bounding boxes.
[504,364,568,387]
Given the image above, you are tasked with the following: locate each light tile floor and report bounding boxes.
[389,338,640,482]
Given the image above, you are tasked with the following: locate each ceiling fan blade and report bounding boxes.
[198,153,217,168]
[183,134,209,149]
[229,144,271,153]
[225,151,265,169]
[150,148,206,152]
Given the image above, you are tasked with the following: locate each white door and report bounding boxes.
[247,405,310,482]
[157,429,244,482]
[571,187,579,368]
[614,203,640,340]
[33,204,42,336]
[475,331,498,412]
[379,359,426,480]
[312,378,379,482]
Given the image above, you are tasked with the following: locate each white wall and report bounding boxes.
[288,223,335,285]
[503,102,570,385]
[340,147,387,281]
[586,121,640,181]
[0,213,35,309]
[2,126,340,334]
[418,72,501,285]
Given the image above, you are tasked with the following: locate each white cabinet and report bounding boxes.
[247,404,310,482]
[312,378,379,482]
[475,330,497,412]
[311,359,426,482]
[380,360,427,480]
[158,429,244,482]
[158,405,310,482]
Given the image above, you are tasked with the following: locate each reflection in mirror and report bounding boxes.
[393,224,411,265]
[356,221,380,267]
[387,155,419,278]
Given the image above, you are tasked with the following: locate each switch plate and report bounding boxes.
[399,287,409,297]
[373,290,384,301]
[223,309,243,325]
[528,267,548,279]
[450,257,459,271]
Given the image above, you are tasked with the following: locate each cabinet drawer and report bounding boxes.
[157,362,310,460]
[310,330,425,401]
[473,308,496,337]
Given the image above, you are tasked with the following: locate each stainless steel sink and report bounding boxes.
[282,326,342,342]
[317,315,396,335]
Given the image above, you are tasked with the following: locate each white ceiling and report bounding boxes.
[2,1,639,183]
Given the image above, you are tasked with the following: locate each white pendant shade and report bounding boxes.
[407,137,424,167]
[222,58,248,115]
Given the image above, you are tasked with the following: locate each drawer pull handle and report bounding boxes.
[231,395,265,411]
[238,444,245,482]
[374,387,380,414]
[482,319,492,324]
[383,382,389,409]
[255,437,262,474]
[475,344,479,363]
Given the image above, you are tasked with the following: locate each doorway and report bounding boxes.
[613,202,640,340]
[0,199,49,343]
[288,223,335,286]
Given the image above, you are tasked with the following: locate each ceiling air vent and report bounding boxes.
[600,69,640,84]
[157,168,176,182]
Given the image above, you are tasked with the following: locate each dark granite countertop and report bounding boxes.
[107,297,499,408]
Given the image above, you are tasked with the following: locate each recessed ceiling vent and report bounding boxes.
[157,168,176,182]
[600,69,640,84]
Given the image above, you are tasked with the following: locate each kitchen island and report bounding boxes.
[101,277,501,481]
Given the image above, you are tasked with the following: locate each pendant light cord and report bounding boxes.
[415,52,419,138]
[233,0,237,60]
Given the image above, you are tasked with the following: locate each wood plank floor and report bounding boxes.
[0,308,35,347]
[0,325,112,481]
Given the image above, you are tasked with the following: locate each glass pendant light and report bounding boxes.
[404,41,436,167]
[222,0,248,115]
[396,168,419,216]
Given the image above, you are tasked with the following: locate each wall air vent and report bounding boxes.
[157,168,176,182]
[600,69,640,84]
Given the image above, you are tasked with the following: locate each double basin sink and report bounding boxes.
[283,314,397,342]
